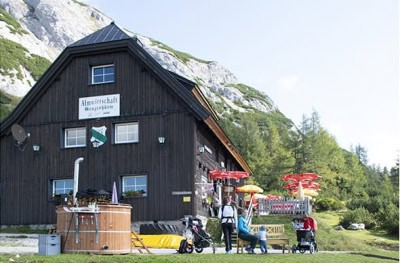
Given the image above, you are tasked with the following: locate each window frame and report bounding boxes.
[64,127,86,148]
[91,64,115,85]
[52,179,74,197]
[122,175,148,198]
[114,122,139,144]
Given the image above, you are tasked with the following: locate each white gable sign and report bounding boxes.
[79,94,120,120]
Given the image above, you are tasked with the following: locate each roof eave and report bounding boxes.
[204,117,252,174]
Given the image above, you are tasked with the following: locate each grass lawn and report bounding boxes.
[314,212,399,250]
[1,251,399,263]
[251,212,398,252]
[0,211,398,262]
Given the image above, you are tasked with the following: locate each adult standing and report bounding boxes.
[218,196,237,254]
[238,209,259,254]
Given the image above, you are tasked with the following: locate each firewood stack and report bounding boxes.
[76,189,112,205]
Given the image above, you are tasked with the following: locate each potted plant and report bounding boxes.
[123,190,146,198]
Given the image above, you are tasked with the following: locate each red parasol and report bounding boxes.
[281,173,322,197]
[209,170,249,180]
[281,173,321,182]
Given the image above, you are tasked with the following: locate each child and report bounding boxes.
[258,225,268,254]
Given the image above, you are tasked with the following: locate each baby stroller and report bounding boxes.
[179,216,216,253]
[291,216,318,254]
[291,229,318,254]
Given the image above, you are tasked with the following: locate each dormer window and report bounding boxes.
[92,64,114,84]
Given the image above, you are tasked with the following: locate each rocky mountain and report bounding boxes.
[0,0,278,118]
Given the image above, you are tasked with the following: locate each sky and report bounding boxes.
[85,0,399,169]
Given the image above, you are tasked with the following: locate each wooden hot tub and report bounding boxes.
[56,204,132,254]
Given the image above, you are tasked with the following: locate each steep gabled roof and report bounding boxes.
[168,70,219,120]
[0,23,251,173]
[70,22,131,47]
[168,72,251,174]
[1,23,210,132]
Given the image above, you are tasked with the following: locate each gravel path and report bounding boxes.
[0,234,39,255]
[1,234,351,255]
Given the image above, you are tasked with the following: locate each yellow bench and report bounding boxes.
[237,224,290,253]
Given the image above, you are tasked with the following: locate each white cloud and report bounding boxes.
[277,75,300,91]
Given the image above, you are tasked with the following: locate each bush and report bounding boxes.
[339,207,376,229]
[347,198,363,210]
[347,196,387,214]
[205,218,222,244]
[376,203,399,236]
[0,37,50,81]
[0,89,20,120]
[0,8,28,35]
[23,54,51,81]
[315,197,345,211]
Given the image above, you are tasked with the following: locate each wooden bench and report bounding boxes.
[237,224,290,253]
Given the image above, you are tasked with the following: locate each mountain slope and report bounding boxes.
[0,0,278,117]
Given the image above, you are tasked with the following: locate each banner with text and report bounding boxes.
[79,94,120,120]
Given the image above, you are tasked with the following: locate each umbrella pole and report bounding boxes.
[246,193,254,224]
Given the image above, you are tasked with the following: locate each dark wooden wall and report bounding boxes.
[194,122,243,217]
[0,48,197,224]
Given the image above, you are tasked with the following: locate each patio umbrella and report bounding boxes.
[291,188,319,197]
[281,173,321,196]
[281,173,321,182]
[111,181,118,204]
[236,185,263,193]
[209,170,249,180]
[236,185,263,222]
[285,181,320,190]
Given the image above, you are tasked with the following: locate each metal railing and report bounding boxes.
[258,198,312,216]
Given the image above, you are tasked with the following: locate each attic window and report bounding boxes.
[92,64,114,84]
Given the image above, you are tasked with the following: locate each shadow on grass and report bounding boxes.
[351,252,399,262]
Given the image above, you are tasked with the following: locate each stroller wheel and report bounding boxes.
[300,249,306,254]
[291,245,297,253]
[212,243,216,254]
[185,243,194,254]
[195,247,203,253]
[309,244,314,254]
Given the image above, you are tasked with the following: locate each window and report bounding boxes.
[92,64,114,84]
[122,175,147,197]
[65,127,86,148]
[52,179,73,197]
[115,122,139,144]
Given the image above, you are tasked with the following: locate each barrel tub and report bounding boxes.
[56,204,132,254]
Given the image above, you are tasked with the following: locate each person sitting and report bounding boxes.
[237,209,259,254]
